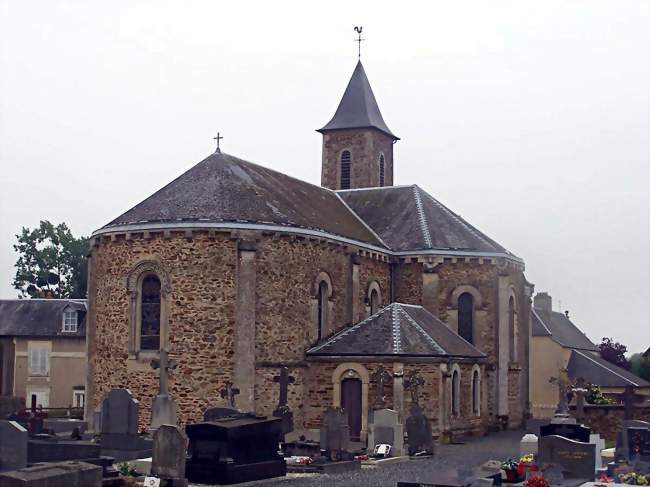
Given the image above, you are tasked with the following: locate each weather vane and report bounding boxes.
[354,26,364,59]
[213,132,223,153]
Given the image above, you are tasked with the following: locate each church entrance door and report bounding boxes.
[341,378,362,441]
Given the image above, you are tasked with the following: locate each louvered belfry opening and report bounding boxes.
[340,150,351,189]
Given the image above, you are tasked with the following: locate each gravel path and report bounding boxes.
[191,429,522,487]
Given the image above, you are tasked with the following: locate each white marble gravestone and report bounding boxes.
[368,408,404,457]
[520,433,539,457]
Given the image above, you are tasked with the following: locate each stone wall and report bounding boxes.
[572,404,650,441]
[321,128,394,190]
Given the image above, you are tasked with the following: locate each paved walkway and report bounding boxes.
[192,429,523,487]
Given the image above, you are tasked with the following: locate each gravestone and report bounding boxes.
[185,414,285,484]
[368,408,404,457]
[220,381,240,409]
[520,433,538,456]
[370,365,392,409]
[99,389,152,461]
[150,350,178,432]
[319,407,351,461]
[151,425,188,487]
[627,427,650,463]
[0,421,28,473]
[540,422,590,443]
[0,460,102,486]
[405,405,434,456]
[538,434,596,480]
[272,367,295,435]
[589,433,605,471]
[615,420,650,462]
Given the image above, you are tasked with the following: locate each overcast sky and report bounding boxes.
[1,1,648,353]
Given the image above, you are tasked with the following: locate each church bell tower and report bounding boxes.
[318,61,399,190]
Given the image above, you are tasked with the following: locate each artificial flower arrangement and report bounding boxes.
[501,459,523,482]
[619,472,649,485]
[525,476,550,487]
[519,454,534,464]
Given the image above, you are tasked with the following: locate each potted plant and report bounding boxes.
[501,459,521,482]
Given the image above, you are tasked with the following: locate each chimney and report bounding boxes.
[534,292,552,312]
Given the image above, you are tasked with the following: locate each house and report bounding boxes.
[530,292,649,418]
[0,299,87,410]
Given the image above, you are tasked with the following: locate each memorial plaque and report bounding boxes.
[538,434,596,480]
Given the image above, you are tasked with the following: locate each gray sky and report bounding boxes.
[1,1,648,353]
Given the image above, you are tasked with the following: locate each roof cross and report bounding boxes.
[213,132,223,153]
[354,26,364,59]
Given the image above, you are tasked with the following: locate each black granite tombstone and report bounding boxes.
[185,413,285,485]
[539,422,590,443]
[615,420,650,462]
[406,405,434,456]
[203,406,239,421]
[538,434,596,481]
[627,427,650,463]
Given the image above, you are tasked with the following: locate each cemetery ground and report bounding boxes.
[190,429,522,487]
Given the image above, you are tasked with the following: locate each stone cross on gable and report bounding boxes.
[370,365,392,408]
[150,349,177,396]
[549,367,571,415]
[404,370,425,406]
[273,367,295,410]
[220,381,240,409]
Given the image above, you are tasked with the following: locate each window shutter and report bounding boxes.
[43,348,49,375]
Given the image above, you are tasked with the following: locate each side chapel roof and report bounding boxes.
[317,61,399,140]
[306,303,486,359]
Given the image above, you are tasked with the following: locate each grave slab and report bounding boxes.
[0,460,102,487]
[0,421,28,473]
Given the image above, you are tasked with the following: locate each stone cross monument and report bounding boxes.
[150,349,178,432]
[220,381,240,409]
[272,366,295,434]
[370,365,392,409]
[550,367,571,416]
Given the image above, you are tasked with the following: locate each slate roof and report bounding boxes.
[0,299,87,338]
[101,151,383,246]
[568,349,650,388]
[306,303,486,359]
[318,61,398,140]
[531,307,598,351]
[338,185,510,254]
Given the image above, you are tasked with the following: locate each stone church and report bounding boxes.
[86,60,532,442]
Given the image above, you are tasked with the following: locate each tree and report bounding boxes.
[13,221,88,299]
[598,337,630,371]
[630,353,650,382]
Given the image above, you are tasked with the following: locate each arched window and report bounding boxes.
[140,275,161,350]
[340,150,351,189]
[379,154,385,187]
[458,292,474,344]
[509,296,517,362]
[370,288,380,315]
[318,280,329,340]
[472,369,480,416]
[451,369,460,416]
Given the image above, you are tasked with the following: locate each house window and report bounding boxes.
[317,280,329,340]
[458,292,474,344]
[340,150,351,189]
[509,296,517,362]
[379,154,385,187]
[62,310,78,332]
[73,390,85,408]
[29,348,49,376]
[451,369,460,416]
[140,275,161,351]
[472,369,480,416]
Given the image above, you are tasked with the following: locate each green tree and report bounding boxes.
[598,337,630,371]
[630,353,650,382]
[13,221,88,299]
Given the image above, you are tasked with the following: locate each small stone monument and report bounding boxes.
[319,407,351,461]
[0,420,28,472]
[572,378,588,422]
[368,408,404,457]
[100,388,152,461]
[549,368,572,421]
[589,433,605,471]
[403,370,434,456]
[150,349,178,432]
[370,365,392,409]
[272,366,295,435]
[151,424,188,487]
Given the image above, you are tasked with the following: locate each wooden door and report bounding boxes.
[341,378,362,441]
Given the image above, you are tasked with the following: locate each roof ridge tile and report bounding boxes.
[412,186,433,248]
